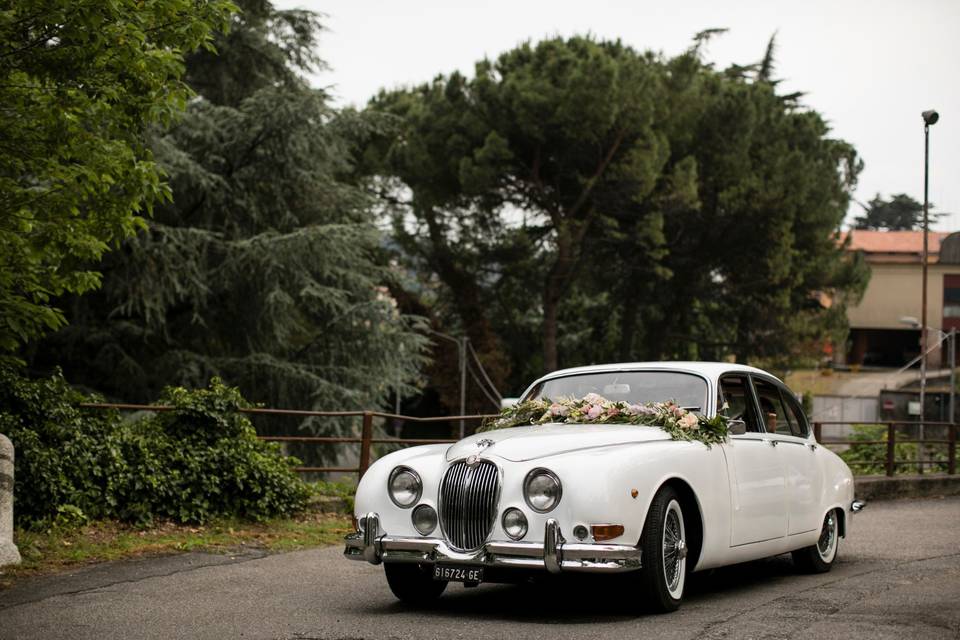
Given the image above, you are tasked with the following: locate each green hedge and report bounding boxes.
[0,367,310,529]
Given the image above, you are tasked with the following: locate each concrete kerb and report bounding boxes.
[855,473,960,502]
[0,432,21,567]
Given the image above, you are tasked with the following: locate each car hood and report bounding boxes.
[445,422,672,462]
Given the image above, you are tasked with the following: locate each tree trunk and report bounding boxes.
[618,292,639,361]
[542,225,579,373]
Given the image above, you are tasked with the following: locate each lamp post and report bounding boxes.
[919,110,939,453]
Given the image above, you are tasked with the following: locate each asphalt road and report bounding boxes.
[1,497,958,640]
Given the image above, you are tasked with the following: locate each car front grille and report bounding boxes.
[439,459,500,551]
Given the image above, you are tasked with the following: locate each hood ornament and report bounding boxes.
[466,454,481,466]
[476,438,495,449]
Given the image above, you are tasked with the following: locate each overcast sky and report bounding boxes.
[279,0,960,230]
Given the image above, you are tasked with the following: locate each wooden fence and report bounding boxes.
[79,404,957,478]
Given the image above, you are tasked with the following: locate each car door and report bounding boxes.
[719,374,788,546]
[755,378,823,536]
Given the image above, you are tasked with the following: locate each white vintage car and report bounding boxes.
[344,362,864,612]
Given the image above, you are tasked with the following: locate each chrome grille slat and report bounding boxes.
[440,460,499,551]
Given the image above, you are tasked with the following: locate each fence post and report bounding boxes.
[0,434,21,567]
[813,422,822,443]
[949,424,956,475]
[358,412,374,479]
[886,423,896,477]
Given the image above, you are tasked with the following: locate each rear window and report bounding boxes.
[524,371,708,411]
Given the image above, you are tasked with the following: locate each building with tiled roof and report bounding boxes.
[843,229,960,367]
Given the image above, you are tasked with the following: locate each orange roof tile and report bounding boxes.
[843,229,951,255]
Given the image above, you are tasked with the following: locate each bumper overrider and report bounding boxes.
[344,512,642,574]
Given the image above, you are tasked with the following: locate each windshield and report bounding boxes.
[524,371,708,411]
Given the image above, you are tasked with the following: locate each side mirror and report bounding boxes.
[500,397,519,410]
[727,419,747,436]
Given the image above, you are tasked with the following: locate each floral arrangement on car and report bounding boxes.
[479,393,729,446]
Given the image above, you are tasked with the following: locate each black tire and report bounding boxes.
[384,563,447,604]
[792,509,839,574]
[637,485,688,613]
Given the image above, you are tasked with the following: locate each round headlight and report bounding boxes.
[502,507,528,540]
[524,468,562,513]
[388,466,422,508]
[412,504,437,536]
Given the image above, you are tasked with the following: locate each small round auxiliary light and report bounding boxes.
[412,504,437,536]
[573,525,589,541]
[502,508,528,540]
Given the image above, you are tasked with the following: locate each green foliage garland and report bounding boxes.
[479,393,728,447]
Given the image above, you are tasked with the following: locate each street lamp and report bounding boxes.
[919,109,939,440]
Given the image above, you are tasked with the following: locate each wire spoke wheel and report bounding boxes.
[661,499,687,600]
[817,511,838,563]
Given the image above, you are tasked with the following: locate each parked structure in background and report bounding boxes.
[843,229,960,368]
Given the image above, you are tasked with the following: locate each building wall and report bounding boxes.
[848,262,958,330]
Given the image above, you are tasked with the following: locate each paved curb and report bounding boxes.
[855,474,960,501]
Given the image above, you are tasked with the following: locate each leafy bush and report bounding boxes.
[0,366,310,529]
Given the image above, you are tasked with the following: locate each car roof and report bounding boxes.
[533,361,782,386]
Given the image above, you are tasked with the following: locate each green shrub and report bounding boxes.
[0,366,310,529]
[839,423,947,475]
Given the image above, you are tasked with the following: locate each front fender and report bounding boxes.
[354,444,449,535]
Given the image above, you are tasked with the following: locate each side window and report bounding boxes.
[719,375,762,433]
[780,389,810,438]
[752,378,792,436]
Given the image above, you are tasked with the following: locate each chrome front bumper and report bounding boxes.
[343,512,642,574]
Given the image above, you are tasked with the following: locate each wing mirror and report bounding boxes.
[500,397,519,410]
[727,419,747,435]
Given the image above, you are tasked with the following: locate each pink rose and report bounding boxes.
[628,404,656,416]
[678,413,699,430]
[587,404,603,419]
[606,406,620,417]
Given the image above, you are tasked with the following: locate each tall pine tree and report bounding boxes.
[34,1,427,417]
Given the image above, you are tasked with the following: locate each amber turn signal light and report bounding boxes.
[591,524,625,541]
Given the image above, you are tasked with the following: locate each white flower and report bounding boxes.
[678,413,699,430]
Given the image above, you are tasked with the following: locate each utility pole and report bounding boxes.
[950,328,956,425]
[424,328,469,440]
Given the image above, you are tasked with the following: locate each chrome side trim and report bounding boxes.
[344,513,642,574]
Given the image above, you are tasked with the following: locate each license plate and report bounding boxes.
[433,564,484,583]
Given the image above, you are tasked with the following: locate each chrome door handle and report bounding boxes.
[809,443,817,451]
[766,439,778,447]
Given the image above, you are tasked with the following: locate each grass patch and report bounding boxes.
[0,511,352,589]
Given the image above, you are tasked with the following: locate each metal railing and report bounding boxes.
[79,403,496,478]
[813,420,957,477]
